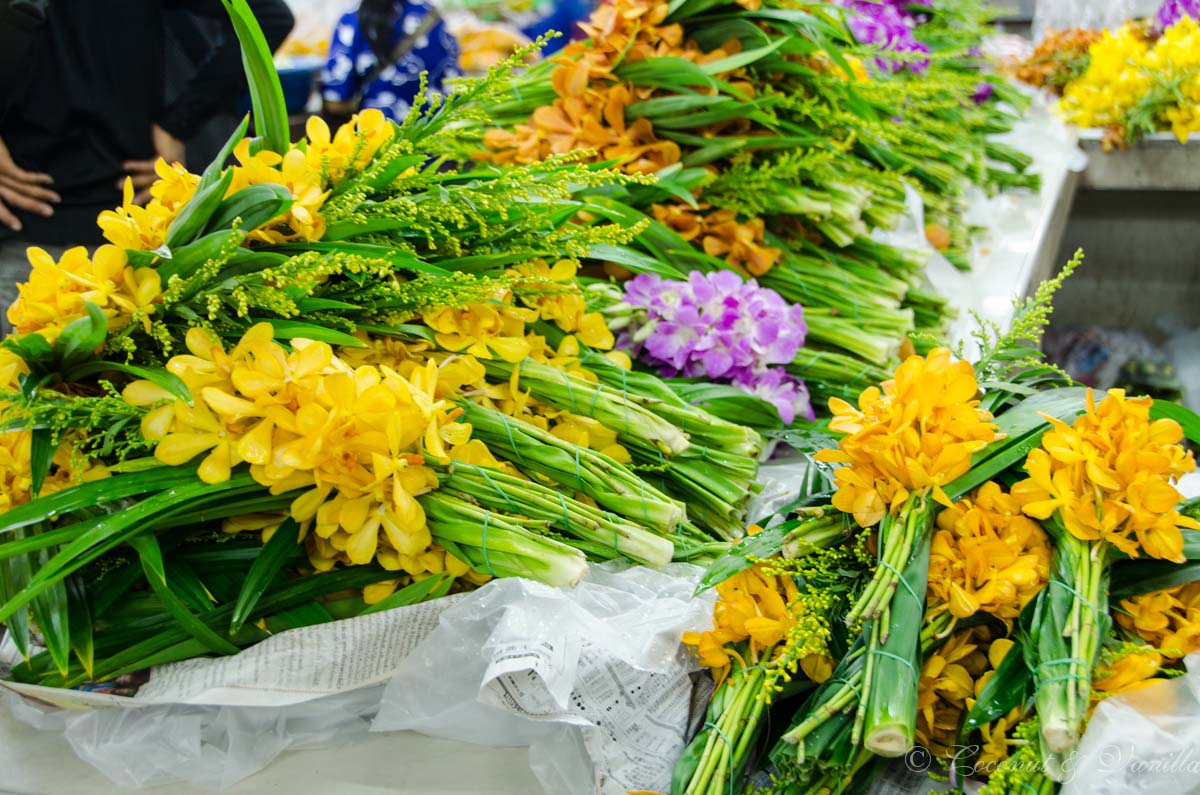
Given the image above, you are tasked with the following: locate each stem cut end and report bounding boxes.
[864,727,913,758]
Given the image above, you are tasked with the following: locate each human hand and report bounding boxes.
[121,125,187,205]
[0,135,59,232]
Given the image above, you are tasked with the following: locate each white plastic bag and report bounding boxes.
[4,563,711,791]
[6,684,381,790]
[372,562,714,795]
[1063,652,1200,794]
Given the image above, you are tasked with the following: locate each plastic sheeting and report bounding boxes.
[5,563,712,793]
[1063,653,1200,794]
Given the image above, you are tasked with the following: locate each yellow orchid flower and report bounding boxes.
[1014,389,1197,562]
[816,348,996,528]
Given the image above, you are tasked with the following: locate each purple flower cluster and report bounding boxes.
[619,271,815,424]
[1157,0,1200,30]
[840,0,931,74]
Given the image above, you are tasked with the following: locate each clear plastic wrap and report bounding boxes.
[372,562,714,795]
[1063,652,1200,794]
[3,563,712,792]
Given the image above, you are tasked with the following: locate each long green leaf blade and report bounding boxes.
[67,576,95,680]
[230,517,301,634]
[220,0,290,154]
[129,535,241,656]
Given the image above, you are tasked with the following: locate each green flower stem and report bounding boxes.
[683,662,766,795]
[480,358,690,455]
[437,461,675,567]
[780,647,867,748]
[861,528,934,757]
[846,495,931,627]
[419,491,589,587]
[462,403,687,533]
[1032,517,1111,762]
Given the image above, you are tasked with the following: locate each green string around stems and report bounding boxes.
[868,648,919,687]
[464,462,519,513]
[701,720,737,795]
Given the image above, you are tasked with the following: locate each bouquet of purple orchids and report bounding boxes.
[607,271,815,425]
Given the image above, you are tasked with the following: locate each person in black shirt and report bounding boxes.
[0,0,293,330]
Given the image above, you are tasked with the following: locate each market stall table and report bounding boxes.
[0,690,540,795]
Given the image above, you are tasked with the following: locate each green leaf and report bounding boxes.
[67,576,95,680]
[614,58,719,92]
[166,169,237,249]
[587,243,681,278]
[220,0,290,154]
[29,573,71,677]
[669,725,710,795]
[200,115,251,192]
[963,639,1031,732]
[0,538,33,660]
[165,559,219,615]
[296,297,361,312]
[696,522,792,593]
[1111,560,1200,602]
[0,466,198,536]
[67,361,193,405]
[230,518,301,634]
[265,602,334,633]
[362,153,428,194]
[358,573,454,616]
[28,428,54,499]
[157,227,248,282]
[698,38,785,75]
[946,387,1090,499]
[3,332,53,370]
[128,535,241,656]
[627,93,735,119]
[665,381,782,429]
[204,183,293,236]
[0,475,261,622]
[261,319,367,348]
[356,323,436,344]
[55,302,108,369]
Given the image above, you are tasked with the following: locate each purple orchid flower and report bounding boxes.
[619,271,813,424]
[1157,0,1200,30]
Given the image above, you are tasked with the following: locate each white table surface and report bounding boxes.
[0,691,542,795]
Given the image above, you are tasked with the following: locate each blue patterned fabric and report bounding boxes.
[321,0,460,121]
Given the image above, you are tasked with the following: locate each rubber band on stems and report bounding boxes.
[702,720,737,795]
[868,648,919,687]
[465,462,519,513]
[877,559,922,606]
